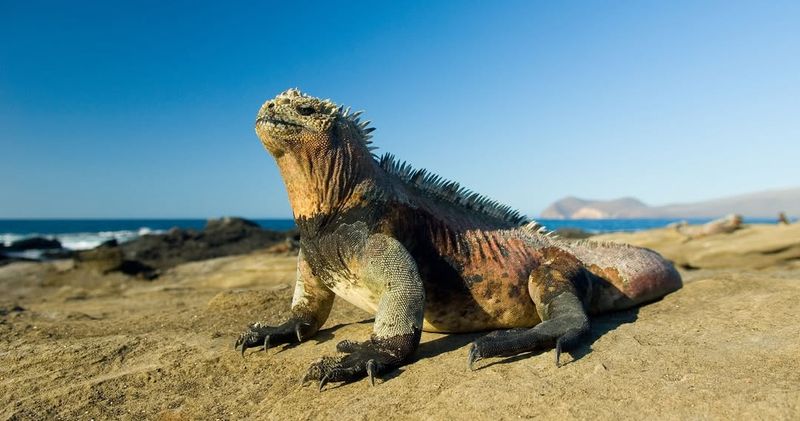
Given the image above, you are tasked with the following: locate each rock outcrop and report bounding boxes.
[5,237,63,251]
[75,217,294,278]
[1,237,73,266]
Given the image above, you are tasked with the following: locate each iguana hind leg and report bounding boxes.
[468,247,591,369]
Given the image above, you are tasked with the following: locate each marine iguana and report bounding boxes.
[671,213,743,240]
[235,88,682,390]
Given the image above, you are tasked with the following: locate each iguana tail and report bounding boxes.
[560,240,683,313]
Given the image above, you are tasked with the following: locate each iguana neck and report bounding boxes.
[276,142,380,231]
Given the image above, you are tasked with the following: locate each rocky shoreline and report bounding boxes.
[1,217,297,278]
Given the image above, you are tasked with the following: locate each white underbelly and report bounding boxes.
[327,272,380,314]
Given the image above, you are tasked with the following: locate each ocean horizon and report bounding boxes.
[0,217,780,251]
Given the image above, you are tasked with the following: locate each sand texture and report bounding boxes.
[1,224,799,420]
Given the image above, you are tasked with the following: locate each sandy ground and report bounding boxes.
[1,224,799,420]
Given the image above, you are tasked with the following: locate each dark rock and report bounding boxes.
[1,236,73,265]
[0,252,41,266]
[76,242,124,273]
[98,239,119,248]
[117,217,291,272]
[7,237,62,251]
[118,260,159,280]
[72,217,293,278]
[0,304,25,316]
[41,249,75,259]
[205,216,260,231]
[0,254,15,266]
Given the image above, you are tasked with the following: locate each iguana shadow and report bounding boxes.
[372,308,637,383]
[415,332,485,361]
[292,307,639,386]
[378,332,483,382]
[274,318,374,353]
[282,307,639,381]
[479,306,641,369]
[381,307,637,381]
[361,307,638,372]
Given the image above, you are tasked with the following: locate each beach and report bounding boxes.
[1,223,799,419]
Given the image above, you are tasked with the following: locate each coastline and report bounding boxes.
[0,219,297,250]
[0,217,781,251]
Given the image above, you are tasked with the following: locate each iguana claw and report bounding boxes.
[300,371,313,387]
[299,339,401,390]
[366,359,377,386]
[467,343,481,371]
[295,322,311,342]
[555,339,562,367]
[234,331,247,350]
[319,374,330,392]
[234,318,311,355]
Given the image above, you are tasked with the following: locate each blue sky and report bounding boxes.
[1,0,798,218]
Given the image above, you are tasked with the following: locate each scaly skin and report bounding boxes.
[234,88,682,390]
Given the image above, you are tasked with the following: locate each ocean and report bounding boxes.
[0,217,779,251]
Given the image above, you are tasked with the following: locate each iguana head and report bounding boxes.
[255,88,374,158]
[254,88,377,218]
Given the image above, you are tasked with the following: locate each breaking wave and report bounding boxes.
[1,227,161,250]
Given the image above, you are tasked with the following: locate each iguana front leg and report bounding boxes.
[302,234,425,390]
[235,249,334,354]
[467,247,591,368]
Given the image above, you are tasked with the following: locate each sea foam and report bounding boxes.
[1,228,162,250]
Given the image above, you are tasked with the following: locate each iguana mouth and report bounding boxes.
[256,116,303,129]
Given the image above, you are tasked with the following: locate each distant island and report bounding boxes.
[540,187,800,219]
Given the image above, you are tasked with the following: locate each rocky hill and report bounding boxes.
[541,196,650,219]
[541,187,800,219]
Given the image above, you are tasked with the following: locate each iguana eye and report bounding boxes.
[296,105,315,116]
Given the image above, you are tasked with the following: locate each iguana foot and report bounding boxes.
[301,337,408,390]
[234,318,312,356]
[467,294,589,369]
